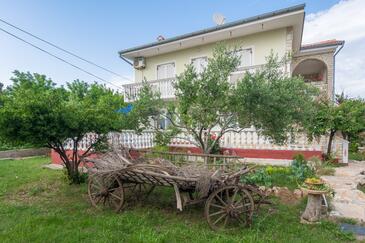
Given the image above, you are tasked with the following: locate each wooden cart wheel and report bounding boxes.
[205,185,254,231]
[88,174,124,212]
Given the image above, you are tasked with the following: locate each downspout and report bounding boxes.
[332,41,345,101]
[118,52,133,66]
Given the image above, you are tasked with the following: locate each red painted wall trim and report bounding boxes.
[51,147,322,164]
[169,146,322,160]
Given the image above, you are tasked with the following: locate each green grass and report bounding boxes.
[358,184,365,194]
[349,151,365,161]
[0,157,355,242]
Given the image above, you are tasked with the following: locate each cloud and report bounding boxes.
[303,0,365,98]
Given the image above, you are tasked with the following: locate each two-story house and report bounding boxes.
[117,4,348,164]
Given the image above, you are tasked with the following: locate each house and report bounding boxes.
[116,4,348,165]
[51,4,347,166]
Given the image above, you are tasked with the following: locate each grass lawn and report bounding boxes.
[349,151,365,161]
[0,157,355,242]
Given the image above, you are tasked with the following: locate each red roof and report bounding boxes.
[301,39,344,50]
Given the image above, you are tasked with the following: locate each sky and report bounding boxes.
[0,0,364,97]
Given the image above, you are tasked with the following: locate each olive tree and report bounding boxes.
[307,94,365,156]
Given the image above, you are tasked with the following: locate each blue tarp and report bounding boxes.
[117,104,133,114]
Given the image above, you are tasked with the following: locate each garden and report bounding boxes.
[0,45,364,241]
[0,156,356,242]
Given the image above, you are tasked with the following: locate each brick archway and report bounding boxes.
[292,53,334,98]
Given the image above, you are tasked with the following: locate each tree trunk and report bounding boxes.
[67,164,81,184]
[57,150,82,184]
[326,130,336,156]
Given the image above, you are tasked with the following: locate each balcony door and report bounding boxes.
[157,62,175,80]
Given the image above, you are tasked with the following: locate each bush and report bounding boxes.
[0,138,37,151]
[349,151,365,161]
[241,165,293,188]
[241,168,273,187]
[290,154,314,182]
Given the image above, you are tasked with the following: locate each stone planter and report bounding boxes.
[300,186,328,224]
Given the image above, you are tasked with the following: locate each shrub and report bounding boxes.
[241,168,273,187]
[349,151,365,161]
[290,154,314,182]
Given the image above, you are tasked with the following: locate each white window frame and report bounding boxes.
[156,61,176,80]
[236,46,254,68]
[190,55,208,74]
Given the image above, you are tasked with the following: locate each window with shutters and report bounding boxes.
[191,56,208,74]
[157,62,175,79]
[236,48,253,67]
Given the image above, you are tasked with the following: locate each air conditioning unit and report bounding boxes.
[133,57,146,70]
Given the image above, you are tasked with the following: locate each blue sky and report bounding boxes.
[0,0,364,97]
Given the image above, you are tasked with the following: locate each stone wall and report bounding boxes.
[0,148,50,160]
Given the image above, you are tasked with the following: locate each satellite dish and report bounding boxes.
[213,13,225,26]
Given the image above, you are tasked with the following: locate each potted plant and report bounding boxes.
[302,177,330,194]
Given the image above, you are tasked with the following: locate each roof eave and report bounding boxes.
[119,3,306,58]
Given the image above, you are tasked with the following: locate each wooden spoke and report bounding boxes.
[231,188,238,204]
[210,203,225,209]
[215,195,227,206]
[223,215,229,228]
[213,213,227,225]
[109,191,123,201]
[209,210,225,217]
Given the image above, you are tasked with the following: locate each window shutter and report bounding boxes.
[157,63,175,79]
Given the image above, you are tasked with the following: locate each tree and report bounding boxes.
[307,94,365,156]
[150,45,317,154]
[0,71,131,184]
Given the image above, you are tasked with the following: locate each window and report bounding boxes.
[236,48,252,67]
[157,110,172,130]
[157,62,175,79]
[191,56,208,74]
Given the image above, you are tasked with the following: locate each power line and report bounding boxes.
[0,26,123,89]
[0,17,132,82]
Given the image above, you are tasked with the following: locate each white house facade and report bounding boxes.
[115,4,347,164]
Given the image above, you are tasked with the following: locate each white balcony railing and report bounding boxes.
[122,64,270,102]
[123,78,175,102]
[64,129,348,162]
[64,130,156,150]
[65,129,336,153]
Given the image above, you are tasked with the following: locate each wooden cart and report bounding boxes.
[87,154,268,231]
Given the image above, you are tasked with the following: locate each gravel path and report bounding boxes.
[321,161,365,222]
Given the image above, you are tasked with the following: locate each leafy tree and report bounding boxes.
[307,94,365,156]
[149,45,317,154]
[0,71,132,184]
[123,80,163,132]
[233,53,318,143]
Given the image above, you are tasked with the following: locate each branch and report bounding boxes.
[79,135,103,162]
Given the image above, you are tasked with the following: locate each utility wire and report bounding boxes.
[0,17,132,82]
[0,26,123,89]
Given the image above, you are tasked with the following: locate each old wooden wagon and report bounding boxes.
[86,149,268,231]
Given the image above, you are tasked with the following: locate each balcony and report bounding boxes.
[123,78,175,102]
[122,64,271,102]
